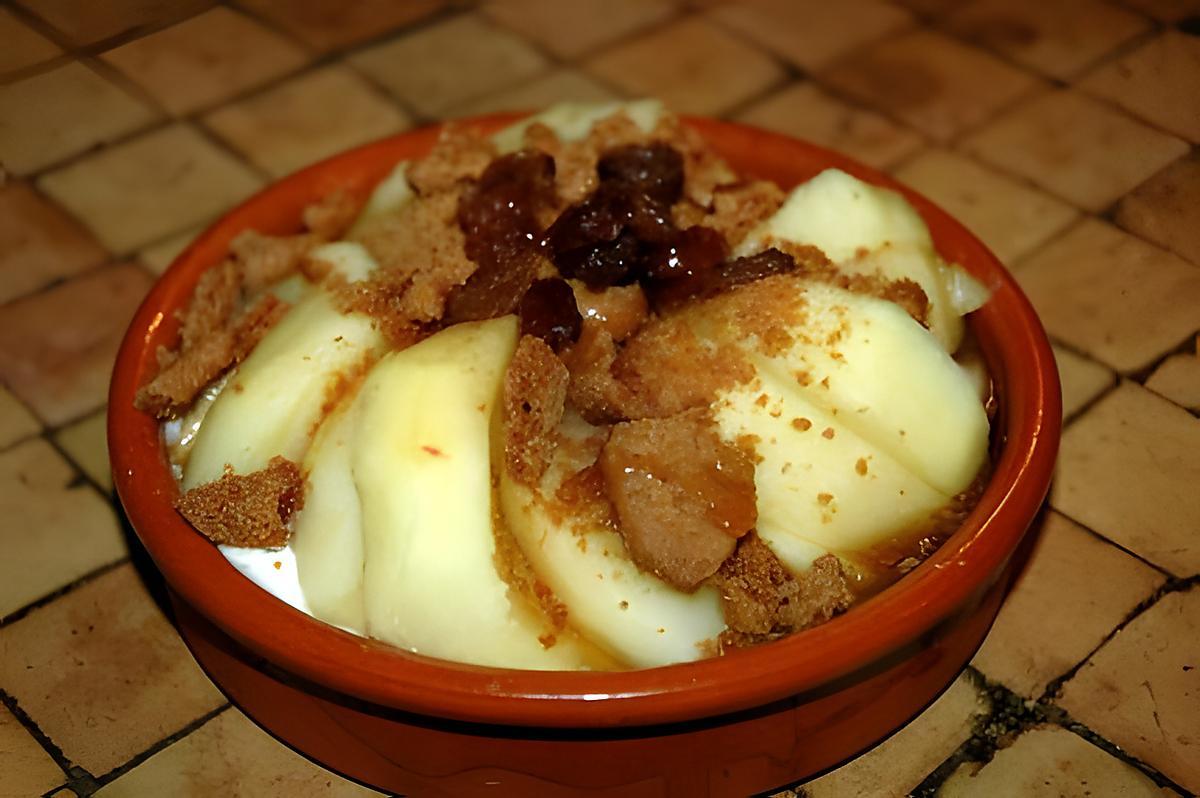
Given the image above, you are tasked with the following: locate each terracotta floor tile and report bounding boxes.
[707,0,913,72]
[0,563,225,777]
[203,65,410,178]
[1052,344,1115,419]
[1015,219,1200,374]
[938,724,1178,797]
[971,511,1164,698]
[0,181,107,305]
[448,68,620,118]
[821,29,1040,144]
[483,0,678,60]
[894,148,1079,266]
[735,81,924,170]
[348,13,549,118]
[138,225,203,276]
[37,123,263,254]
[1118,0,1200,20]
[797,674,989,797]
[943,0,1150,80]
[0,387,40,449]
[1081,31,1200,143]
[101,7,308,117]
[1145,350,1200,412]
[585,17,786,117]
[0,265,153,426]
[962,89,1188,212]
[1057,587,1200,792]
[1116,152,1200,267]
[0,62,158,176]
[0,703,64,798]
[93,706,380,796]
[54,408,111,492]
[235,0,448,53]
[0,438,127,618]
[13,0,212,46]
[0,8,61,75]
[1051,381,1200,576]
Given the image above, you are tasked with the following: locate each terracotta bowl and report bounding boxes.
[109,114,1060,797]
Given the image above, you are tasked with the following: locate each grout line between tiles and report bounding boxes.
[0,558,129,630]
[88,703,232,791]
[0,686,97,793]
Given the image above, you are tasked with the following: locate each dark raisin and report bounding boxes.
[718,247,797,288]
[519,278,582,351]
[554,228,646,289]
[445,150,558,323]
[597,144,685,205]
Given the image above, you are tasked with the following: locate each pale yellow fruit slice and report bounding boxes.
[353,316,592,669]
[492,99,664,153]
[291,395,366,632]
[498,412,725,669]
[182,287,387,489]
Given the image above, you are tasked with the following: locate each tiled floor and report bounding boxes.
[1,1,1197,796]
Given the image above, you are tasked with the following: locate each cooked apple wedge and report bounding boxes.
[182,284,387,490]
[492,99,664,153]
[353,316,594,669]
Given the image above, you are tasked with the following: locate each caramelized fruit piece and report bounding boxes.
[597,143,684,205]
[518,278,582,352]
[444,150,557,322]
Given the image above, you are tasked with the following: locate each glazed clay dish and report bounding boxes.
[109,110,1060,797]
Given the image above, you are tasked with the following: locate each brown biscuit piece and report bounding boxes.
[713,535,853,646]
[175,456,304,548]
[598,411,757,591]
[407,124,496,196]
[302,189,362,240]
[503,335,569,486]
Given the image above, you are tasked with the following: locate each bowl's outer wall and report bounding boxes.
[109,114,1061,730]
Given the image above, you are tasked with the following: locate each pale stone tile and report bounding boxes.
[1015,219,1200,374]
[962,89,1188,212]
[0,7,61,74]
[0,703,64,798]
[236,0,447,53]
[1058,588,1200,793]
[1145,351,1200,412]
[943,0,1150,80]
[0,438,127,617]
[54,408,110,491]
[1051,382,1200,576]
[0,61,158,175]
[938,724,1179,797]
[12,0,211,46]
[37,123,262,255]
[894,148,1079,266]
[137,225,203,276]
[821,28,1041,144]
[585,17,786,117]
[448,68,620,118]
[707,0,912,71]
[0,181,107,305]
[348,13,549,118]
[203,64,410,178]
[94,706,381,797]
[796,675,989,798]
[0,265,153,426]
[483,0,678,59]
[736,81,924,170]
[1053,344,1115,419]
[1116,152,1200,267]
[101,7,308,117]
[0,386,41,449]
[0,564,225,776]
[1081,31,1200,143]
[972,512,1165,698]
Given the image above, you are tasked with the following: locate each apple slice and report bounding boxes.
[182,285,387,489]
[498,411,725,669]
[353,316,593,669]
[492,99,664,154]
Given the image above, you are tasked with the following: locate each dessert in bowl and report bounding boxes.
[109,103,1060,796]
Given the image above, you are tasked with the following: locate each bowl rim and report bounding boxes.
[109,112,1061,729]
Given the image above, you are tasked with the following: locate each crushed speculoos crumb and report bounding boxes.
[175,456,304,548]
[503,335,570,486]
